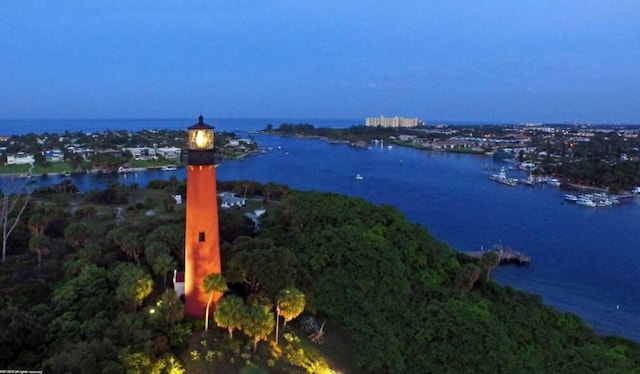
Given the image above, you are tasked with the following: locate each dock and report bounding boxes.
[464,244,531,265]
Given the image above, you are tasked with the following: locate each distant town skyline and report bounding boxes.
[1,1,639,124]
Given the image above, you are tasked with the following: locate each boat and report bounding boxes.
[161,165,177,171]
[547,178,562,187]
[576,196,597,207]
[355,173,364,180]
[519,174,536,186]
[563,193,578,202]
[488,167,518,187]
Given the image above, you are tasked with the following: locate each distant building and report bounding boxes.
[124,147,156,160]
[365,116,422,128]
[6,152,35,165]
[218,192,247,208]
[156,147,181,159]
[44,150,64,163]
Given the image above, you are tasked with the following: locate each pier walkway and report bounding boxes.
[465,244,531,265]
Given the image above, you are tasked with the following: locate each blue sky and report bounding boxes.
[1,1,639,123]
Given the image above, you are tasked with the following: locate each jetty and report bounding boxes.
[464,244,531,265]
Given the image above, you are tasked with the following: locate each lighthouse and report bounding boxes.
[184,115,222,317]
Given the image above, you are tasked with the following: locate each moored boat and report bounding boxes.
[576,196,597,207]
[547,178,562,187]
[489,167,518,187]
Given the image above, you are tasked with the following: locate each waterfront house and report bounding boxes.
[218,192,247,208]
[124,147,156,160]
[6,152,35,165]
[44,150,65,163]
[155,146,181,159]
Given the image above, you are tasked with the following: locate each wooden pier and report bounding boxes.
[464,244,531,265]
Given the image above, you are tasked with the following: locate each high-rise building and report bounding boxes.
[365,116,422,128]
[184,116,222,317]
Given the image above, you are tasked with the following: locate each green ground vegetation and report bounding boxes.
[1,179,640,373]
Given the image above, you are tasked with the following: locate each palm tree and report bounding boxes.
[64,222,90,250]
[27,213,48,234]
[29,233,49,266]
[242,303,275,352]
[115,267,153,312]
[121,232,144,265]
[202,273,227,331]
[151,253,177,289]
[242,181,251,198]
[160,289,184,326]
[277,286,305,329]
[106,226,128,249]
[263,183,275,203]
[214,295,246,338]
[481,251,501,281]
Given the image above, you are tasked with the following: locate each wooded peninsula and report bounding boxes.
[2,177,640,373]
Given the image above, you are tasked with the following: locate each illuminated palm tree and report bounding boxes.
[202,273,227,331]
[277,286,305,329]
[242,303,275,352]
[214,295,246,338]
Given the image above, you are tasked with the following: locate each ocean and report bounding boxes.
[3,118,640,342]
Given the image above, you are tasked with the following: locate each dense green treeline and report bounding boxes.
[260,191,640,373]
[0,180,337,373]
[3,180,640,372]
[544,159,640,192]
[264,123,409,144]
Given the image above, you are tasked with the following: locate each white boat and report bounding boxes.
[489,167,518,187]
[161,165,177,171]
[355,173,364,180]
[547,178,562,187]
[519,175,536,186]
[576,196,597,207]
[563,194,578,202]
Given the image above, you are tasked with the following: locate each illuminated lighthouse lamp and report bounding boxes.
[188,125,214,150]
[187,116,216,166]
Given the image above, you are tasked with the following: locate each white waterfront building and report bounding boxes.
[6,152,35,165]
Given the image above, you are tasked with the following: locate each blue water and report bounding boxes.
[3,118,640,342]
[0,118,361,136]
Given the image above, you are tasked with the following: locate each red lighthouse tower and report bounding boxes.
[184,116,222,317]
